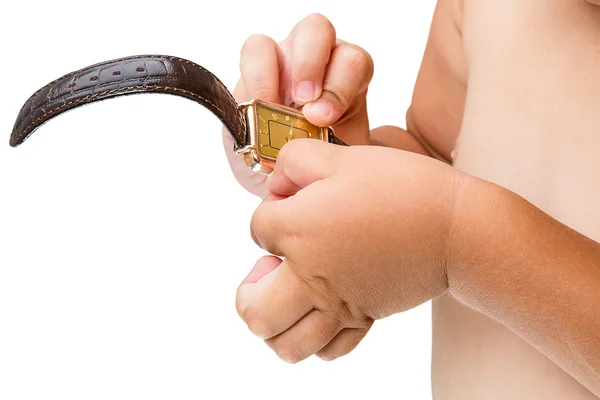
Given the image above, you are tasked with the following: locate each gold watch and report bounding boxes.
[9,55,347,175]
[236,99,344,174]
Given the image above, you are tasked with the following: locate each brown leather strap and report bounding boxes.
[328,134,347,146]
[10,55,248,148]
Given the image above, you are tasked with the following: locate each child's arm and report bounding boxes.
[235,138,600,391]
[445,0,600,394]
[448,175,600,397]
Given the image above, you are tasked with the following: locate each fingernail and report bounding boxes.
[308,100,332,118]
[295,81,315,103]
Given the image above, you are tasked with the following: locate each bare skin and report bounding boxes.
[423,1,600,398]
[226,2,600,399]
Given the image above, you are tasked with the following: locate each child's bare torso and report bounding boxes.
[412,1,600,398]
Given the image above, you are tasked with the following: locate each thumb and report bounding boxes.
[240,255,282,285]
[266,139,339,196]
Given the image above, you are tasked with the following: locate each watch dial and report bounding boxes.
[255,103,322,159]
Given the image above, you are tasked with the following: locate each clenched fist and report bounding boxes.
[236,140,468,363]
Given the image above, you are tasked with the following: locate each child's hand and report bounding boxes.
[235,140,467,363]
[223,13,374,197]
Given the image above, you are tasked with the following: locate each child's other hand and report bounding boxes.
[236,140,467,363]
[223,14,374,197]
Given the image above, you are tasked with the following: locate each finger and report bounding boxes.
[303,43,374,127]
[289,13,337,104]
[236,260,314,339]
[222,80,272,198]
[265,309,344,364]
[328,99,370,146]
[265,139,339,196]
[240,34,281,103]
[230,74,247,103]
[316,325,372,361]
[250,196,293,255]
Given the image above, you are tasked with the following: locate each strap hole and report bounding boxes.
[90,76,98,81]
[136,67,145,72]
[113,71,121,76]
[67,83,76,89]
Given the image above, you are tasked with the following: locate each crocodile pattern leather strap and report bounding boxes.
[10,55,248,148]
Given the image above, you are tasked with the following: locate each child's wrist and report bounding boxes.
[445,173,503,295]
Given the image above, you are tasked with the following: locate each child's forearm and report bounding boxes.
[369,123,457,165]
[448,178,600,396]
[369,125,430,156]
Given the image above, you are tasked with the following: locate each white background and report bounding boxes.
[0,1,436,399]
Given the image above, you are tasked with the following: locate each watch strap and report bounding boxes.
[9,55,248,148]
[328,134,347,146]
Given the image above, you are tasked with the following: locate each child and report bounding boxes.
[225,1,600,399]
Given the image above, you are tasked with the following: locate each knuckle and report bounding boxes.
[336,340,357,357]
[323,83,352,110]
[250,204,285,255]
[336,299,353,322]
[252,194,308,255]
[248,316,272,339]
[275,344,304,364]
[325,308,347,328]
[236,300,273,338]
[250,205,268,248]
[316,317,341,342]
[338,44,373,75]
[241,34,274,53]
[316,345,344,362]
[304,275,336,308]
[235,290,250,320]
[303,13,335,34]
[316,350,337,362]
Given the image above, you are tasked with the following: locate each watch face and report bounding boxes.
[254,102,322,159]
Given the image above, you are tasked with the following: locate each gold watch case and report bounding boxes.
[236,99,334,175]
